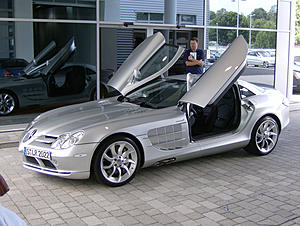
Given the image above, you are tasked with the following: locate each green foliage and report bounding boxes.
[209,7,277,48]
[253,32,276,48]
[296,0,300,45]
[252,8,268,20]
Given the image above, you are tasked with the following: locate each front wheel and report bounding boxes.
[93,136,141,186]
[245,116,279,155]
[0,92,17,115]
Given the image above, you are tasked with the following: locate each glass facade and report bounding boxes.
[0,0,295,126]
[0,0,96,20]
[207,0,278,89]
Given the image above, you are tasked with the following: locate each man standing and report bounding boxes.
[184,37,205,90]
[184,37,205,75]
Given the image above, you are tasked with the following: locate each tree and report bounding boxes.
[249,19,276,46]
[296,0,300,45]
[254,31,276,48]
[209,11,216,21]
[251,8,268,21]
[208,6,276,47]
[209,10,249,45]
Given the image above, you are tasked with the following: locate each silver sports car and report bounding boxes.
[19,33,289,186]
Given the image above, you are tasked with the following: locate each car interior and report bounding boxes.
[188,85,241,140]
[47,66,86,97]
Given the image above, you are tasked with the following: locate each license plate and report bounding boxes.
[24,147,52,161]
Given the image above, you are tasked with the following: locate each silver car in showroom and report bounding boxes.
[19,33,289,186]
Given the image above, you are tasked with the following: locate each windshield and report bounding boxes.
[120,77,186,109]
[259,51,271,57]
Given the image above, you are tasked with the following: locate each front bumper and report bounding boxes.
[23,161,90,179]
[21,142,97,180]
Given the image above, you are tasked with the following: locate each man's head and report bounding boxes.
[190,37,198,51]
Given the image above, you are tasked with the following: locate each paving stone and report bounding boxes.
[196,217,219,226]
[204,211,226,222]
[29,218,50,226]
[135,214,157,225]
[173,205,194,214]
[101,216,123,226]
[1,111,300,225]
[199,200,219,209]
[82,215,102,225]
[47,218,65,225]
[152,214,175,224]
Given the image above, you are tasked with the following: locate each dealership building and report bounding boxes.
[0,0,297,125]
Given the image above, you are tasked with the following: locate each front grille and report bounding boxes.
[26,156,39,165]
[25,156,57,170]
[41,159,56,169]
[35,135,57,144]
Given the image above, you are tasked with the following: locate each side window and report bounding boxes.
[239,85,255,99]
[139,44,179,81]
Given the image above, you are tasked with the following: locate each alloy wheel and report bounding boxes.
[100,140,138,184]
[255,118,278,154]
[0,92,16,115]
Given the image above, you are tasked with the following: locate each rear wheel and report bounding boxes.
[0,92,17,115]
[263,61,269,68]
[245,116,279,155]
[93,136,141,186]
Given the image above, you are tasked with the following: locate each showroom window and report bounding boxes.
[177,14,196,25]
[136,12,164,24]
[0,0,295,127]
[208,0,278,88]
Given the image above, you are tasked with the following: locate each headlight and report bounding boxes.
[25,115,41,131]
[51,131,85,149]
[23,129,37,143]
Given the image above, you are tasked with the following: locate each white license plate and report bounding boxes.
[24,147,52,161]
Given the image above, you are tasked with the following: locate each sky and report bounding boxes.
[210,0,277,16]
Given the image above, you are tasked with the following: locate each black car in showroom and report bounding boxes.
[0,38,113,116]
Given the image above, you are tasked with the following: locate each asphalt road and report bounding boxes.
[242,66,274,76]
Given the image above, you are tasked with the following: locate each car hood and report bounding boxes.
[180,35,248,108]
[31,98,152,135]
[0,75,26,86]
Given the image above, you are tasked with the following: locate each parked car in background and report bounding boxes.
[293,56,300,93]
[246,50,275,68]
[0,58,28,78]
[19,33,289,187]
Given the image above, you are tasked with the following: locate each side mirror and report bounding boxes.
[0,174,9,196]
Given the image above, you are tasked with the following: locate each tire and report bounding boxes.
[263,61,269,68]
[93,136,141,186]
[245,116,279,155]
[0,91,17,116]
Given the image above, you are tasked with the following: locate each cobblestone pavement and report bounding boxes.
[0,111,300,226]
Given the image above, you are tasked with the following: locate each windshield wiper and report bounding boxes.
[118,96,131,102]
[140,102,157,109]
